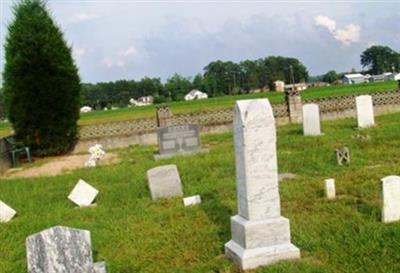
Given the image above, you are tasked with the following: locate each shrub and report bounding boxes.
[3,0,81,155]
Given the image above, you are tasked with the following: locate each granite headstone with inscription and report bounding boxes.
[156,124,203,159]
[26,226,107,273]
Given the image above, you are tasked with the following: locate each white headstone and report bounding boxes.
[0,200,16,223]
[381,176,400,223]
[356,95,374,128]
[147,165,183,200]
[26,226,107,273]
[324,178,336,199]
[302,104,321,136]
[68,179,99,207]
[225,99,300,270]
[183,195,201,206]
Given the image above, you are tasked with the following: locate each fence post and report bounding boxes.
[285,89,303,123]
[156,105,173,128]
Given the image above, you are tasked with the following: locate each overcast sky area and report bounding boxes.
[1,0,400,83]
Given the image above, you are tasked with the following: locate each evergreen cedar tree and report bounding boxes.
[3,0,81,156]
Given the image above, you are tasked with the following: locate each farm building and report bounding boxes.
[184,90,208,101]
[129,96,153,107]
[274,81,285,92]
[284,83,308,92]
[368,72,394,83]
[342,73,366,84]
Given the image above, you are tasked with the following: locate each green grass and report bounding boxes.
[2,111,400,272]
[0,81,397,137]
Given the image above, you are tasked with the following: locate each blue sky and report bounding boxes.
[1,0,400,83]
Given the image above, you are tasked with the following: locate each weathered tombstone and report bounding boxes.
[156,104,173,128]
[0,200,16,223]
[155,124,204,159]
[335,147,350,165]
[26,226,107,273]
[324,178,336,199]
[381,176,400,223]
[225,99,300,270]
[356,95,375,128]
[68,179,99,207]
[183,195,201,206]
[147,165,183,200]
[302,104,321,136]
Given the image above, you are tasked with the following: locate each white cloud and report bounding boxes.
[69,13,99,23]
[315,15,336,33]
[315,15,360,45]
[334,24,360,45]
[102,45,142,68]
[122,46,137,57]
[73,47,85,59]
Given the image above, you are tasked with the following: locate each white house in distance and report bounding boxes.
[284,83,308,92]
[129,96,154,107]
[184,89,208,101]
[342,73,366,84]
[80,106,92,113]
[274,80,285,92]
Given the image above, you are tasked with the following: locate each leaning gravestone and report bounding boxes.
[225,99,300,270]
[356,95,375,128]
[302,104,321,136]
[0,200,16,223]
[26,226,107,273]
[381,176,400,223]
[68,179,99,207]
[155,124,203,159]
[147,165,183,200]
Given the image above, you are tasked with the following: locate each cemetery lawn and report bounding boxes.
[2,111,400,273]
[0,80,397,137]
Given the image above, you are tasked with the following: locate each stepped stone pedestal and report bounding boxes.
[225,99,300,270]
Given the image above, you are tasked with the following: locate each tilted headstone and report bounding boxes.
[335,147,350,165]
[68,179,99,207]
[225,99,300,270]
[183,195,201,206]
[0,200,16,223]
[302,104,321,136]
[381,176,400,223]
[324,178,336,199]
[356,95,375,128]
[147,165,183,200]
[155,124,202,159]
[26,226,107,273]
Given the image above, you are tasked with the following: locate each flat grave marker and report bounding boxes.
[68,179,99,207]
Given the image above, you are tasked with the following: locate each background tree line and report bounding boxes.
[81,56,309,108]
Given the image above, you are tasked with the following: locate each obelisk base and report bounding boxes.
[225,215,300,270]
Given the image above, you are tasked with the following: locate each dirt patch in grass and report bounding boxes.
[3,153,119,178]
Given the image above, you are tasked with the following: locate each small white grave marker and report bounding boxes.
[381,175,400,223]
[356,95,375,128]
[0,200,16,223]
[183,195,201,206]
[68,179,99,207]
[324,179,336,199]
[302,103,321,136]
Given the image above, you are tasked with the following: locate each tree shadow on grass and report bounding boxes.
[201,192,233,249]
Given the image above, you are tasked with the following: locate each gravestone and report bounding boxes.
[324,178,336,199]
[381,176,400,223]
[335,147,350,165]
[225,99,300,270]
[0,200,16,223]
[147,165,183,200]
[155,124,203,159]
[68,179,99,207]
[302,104,321,136]
[26,226,107,273]
[356,95,375,128]
[183,195,201,206]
